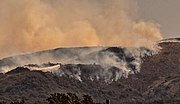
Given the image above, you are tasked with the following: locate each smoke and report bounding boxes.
[0,0,162,58]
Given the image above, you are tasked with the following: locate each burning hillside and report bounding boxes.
[0,40,179,104]
[0,0,179,103]
[0,46,156,83]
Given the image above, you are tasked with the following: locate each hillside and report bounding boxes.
[0,41,179,104]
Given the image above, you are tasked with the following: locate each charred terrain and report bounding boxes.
[0,40,179,104]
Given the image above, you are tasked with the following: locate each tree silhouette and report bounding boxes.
[47,93,104,104]
[81,95,94,104]
[47,93,81,104]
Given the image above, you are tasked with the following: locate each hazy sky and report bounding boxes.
[138,0,180,38]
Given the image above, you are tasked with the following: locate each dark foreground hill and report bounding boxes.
[0,42,179,104]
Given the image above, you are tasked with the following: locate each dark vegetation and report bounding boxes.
[47,93,104,104]
[0,42,179,104]
[0,93,104,104]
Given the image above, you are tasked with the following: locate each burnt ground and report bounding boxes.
[0,42,179,104]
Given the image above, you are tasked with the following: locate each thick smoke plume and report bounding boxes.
[0,0,162,58]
